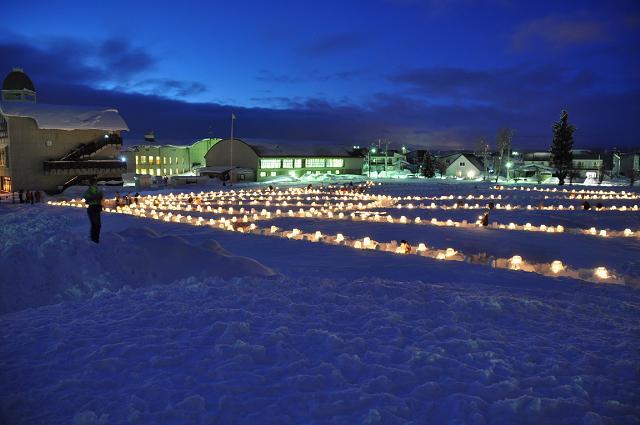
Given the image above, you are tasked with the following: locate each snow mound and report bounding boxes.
[0,207,277,314]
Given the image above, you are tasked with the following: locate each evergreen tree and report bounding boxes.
[550,110,576,185]
[422,151,436,178]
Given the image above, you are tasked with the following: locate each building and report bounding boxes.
[363,148,410,177]
[204,138,364,182]
[0,68,128,193]
[441,153,484,179]
[122,138,221,177]
[619,152,639,179]
[523,150,605,179]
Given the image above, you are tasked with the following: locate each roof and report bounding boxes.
[446,153,485,171]
[0,102,129,131]
[220,139,359,157]
[2,68,35,92]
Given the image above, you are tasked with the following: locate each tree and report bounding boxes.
[421,151,435,178]
[475,137,490,180]
[434,158,447,177]
[495,128,514,183]
[550,110,576,185]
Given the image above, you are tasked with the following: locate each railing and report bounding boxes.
[43,160,127,173]
[59,134,123,161]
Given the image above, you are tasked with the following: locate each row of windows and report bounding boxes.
[135,155,186,165]
[259,170,341,177]
[259,158,345,169]
[135,168,186,176]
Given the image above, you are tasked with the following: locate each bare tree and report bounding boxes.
[475,137,490,180]
[495,128,514,183]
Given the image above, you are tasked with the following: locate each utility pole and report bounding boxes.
[229,113,236,182]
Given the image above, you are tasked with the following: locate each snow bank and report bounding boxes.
[0,206,277,314]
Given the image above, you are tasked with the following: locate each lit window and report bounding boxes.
[169,169,173,175]
[175,157,178,164]
[149,156,154,164]
[136,168,140,174]
[270,171,277,176]
[326,158,344,168]
[169,157,172,164]
[135,155,139,164]
[163,168,167,175]
[141,156,147,164]
[141,168,147,175]
[163,157,167,164]
[294,159,303,168]
[156,157,161,165]
[306,158,325,168]
[282,159,293,168]
[335,170,340,174]
[260,159,281,169]
[260,171,266,177]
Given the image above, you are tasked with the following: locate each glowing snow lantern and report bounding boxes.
[415,217,422,223]
[624,228,633,237]
[336,233,345,243]
[363,237,372,248]
[446,219,454,226]
[556,225,564,233]
[445,248,456,258]
[270,225,279,233]
[436,252,446,260]
[508,223,516,230]
[314,231,322,241]
[525,223,532,231]
[509,255,523,269]
[417,243,427,252]
[599,230,607,237]
[589,227,597,235]
[594,267,609,279]
[550,260,564,274]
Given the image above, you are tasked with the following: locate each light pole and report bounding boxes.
[506,161,513,182]
[368,147,377,178]
[229,113,236,182]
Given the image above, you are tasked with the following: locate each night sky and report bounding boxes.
[1,0,638,150]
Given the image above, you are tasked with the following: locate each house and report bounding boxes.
[363,148,410,177]
[619,152,639,178]
[0,68,128,193]
[204,138,364,182]
[442,153,484,179]
[523,150,605,179]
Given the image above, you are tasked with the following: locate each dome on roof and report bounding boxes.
[2,68,36,92]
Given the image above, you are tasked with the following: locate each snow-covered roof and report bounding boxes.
[0,101,129,131]
[251,143,357,158]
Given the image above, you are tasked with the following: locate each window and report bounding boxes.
[260,171,266,177]
[141,168,147,175]
[156,157,161,165]
[326,158,344,168]
[163,168,167,175]
[260,159,281,169]
[0,115,7,139]
[460,162,465,166]
[175,157,178,165]
[270,171,277,176]
[0,146,7,167]
[136,168,140,174]
[156,169,162,176]
[135,155,139,164]
[306,158,325,168]
[149,156,154,164]
[163,157,167,164]
[294,159,303,168]
[334,170,340,174]
[169,169,173,175]
[141,156,147,164]
[169,157,172,164]
[282,159,294,168]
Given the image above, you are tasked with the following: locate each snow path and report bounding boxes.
[2,277,639,424]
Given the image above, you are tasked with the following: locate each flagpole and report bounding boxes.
[230,113,235,182]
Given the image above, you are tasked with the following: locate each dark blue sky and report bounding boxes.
[1,0,639,150]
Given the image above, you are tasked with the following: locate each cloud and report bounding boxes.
[298,32,367,57]
[256,68,366,84]
[511,15,611,51]
[387,65,599,109]
[1,35,638,150]
[97,39,156,78]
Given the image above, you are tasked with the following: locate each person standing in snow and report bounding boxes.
[83,179,104,244]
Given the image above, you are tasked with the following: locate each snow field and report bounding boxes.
[1,275,639,424]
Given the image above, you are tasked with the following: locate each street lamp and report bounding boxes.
[368,147,377,178]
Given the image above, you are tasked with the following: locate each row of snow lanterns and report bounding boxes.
[47,201,621,284]
[493,185,639,196]
[396,202,639,212]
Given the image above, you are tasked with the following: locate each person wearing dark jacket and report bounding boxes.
[83,180,104,243]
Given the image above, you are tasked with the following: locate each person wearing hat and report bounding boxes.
[83,178,104,243]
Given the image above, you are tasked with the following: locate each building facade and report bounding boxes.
[0,69,128,193]
[204,138,364,182]
[122,138,221,177]
[442,153,484,179]
[523,150,605,179]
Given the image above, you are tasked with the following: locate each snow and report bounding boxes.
[1,181,639,424]
[0,102,129,131]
